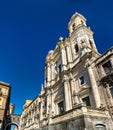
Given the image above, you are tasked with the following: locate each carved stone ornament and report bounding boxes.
[69,73,74,80]
[84,58,91,68]
[63,75,69,82]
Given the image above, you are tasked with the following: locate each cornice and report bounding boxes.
[0,81,10,87]
[96,47,113,65]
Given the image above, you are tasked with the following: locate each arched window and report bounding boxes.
[81,20,84,24]
[89,40,94,49]
[58,101,64,115]
[72,23,75,31]
[95,124,106,130]
[109,82,113,97]
[75,44,79,53]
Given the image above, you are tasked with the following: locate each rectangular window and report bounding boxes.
[72,23,75,31]
[109,82,113,97]
[102,61,112,74]
[0,89,2,96]
[79,76,85,85]
[82,96,91,106]
[38,102,41,110]
[58,64,62,73]
[58,101,64,114]
[55,63,62,74]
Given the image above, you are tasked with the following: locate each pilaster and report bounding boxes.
[50,61,55,85]
[60,43,67,71]
[87,66,101,107]
[46,63,51,87]
[71,42,76,60]
[63,75,72,111]
[65,41,73,68]
[70,78,80,105]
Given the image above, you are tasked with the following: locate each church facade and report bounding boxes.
[20,12,113,130]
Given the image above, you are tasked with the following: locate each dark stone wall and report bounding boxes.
[84,115,113,130]
[36,115,113,130]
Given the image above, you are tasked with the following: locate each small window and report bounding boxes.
[82,96,91,106]
[0,120,2,123]
[75,44,79,53]
[43,98,47,108]
[109,82,113,96]
[102,61,112,74]
[58,101,64,114]
[79,76,85,85]
[72,23,75,31]
[45,77,47,82]
[58,64,62,73]
[44,101,47,107]
[89,40,93,49]
[0,89,2,95]
[81,20,84,24]
[55,63,62,74]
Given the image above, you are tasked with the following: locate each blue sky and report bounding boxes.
[0,0,113,114]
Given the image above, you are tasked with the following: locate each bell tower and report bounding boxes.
[68,12,99,55]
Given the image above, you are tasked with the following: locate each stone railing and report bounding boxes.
[52,104,83,124]
[84,107,110,117]
[51,104,110,124]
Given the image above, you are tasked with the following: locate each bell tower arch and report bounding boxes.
[68,12,99,56]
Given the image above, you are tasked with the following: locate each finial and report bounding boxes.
[59,36,63,41]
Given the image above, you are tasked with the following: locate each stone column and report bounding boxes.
[105,83,113,106]
[63,75,72,111]
[70,78,80,105]
[60,44,67,71]
[87,66,101,107]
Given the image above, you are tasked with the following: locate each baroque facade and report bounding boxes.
[0,81,10,130]
[20,12,113,130]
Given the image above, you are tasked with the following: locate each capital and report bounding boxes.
[63,75,69,82]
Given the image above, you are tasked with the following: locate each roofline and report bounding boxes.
[0,81,11,87]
